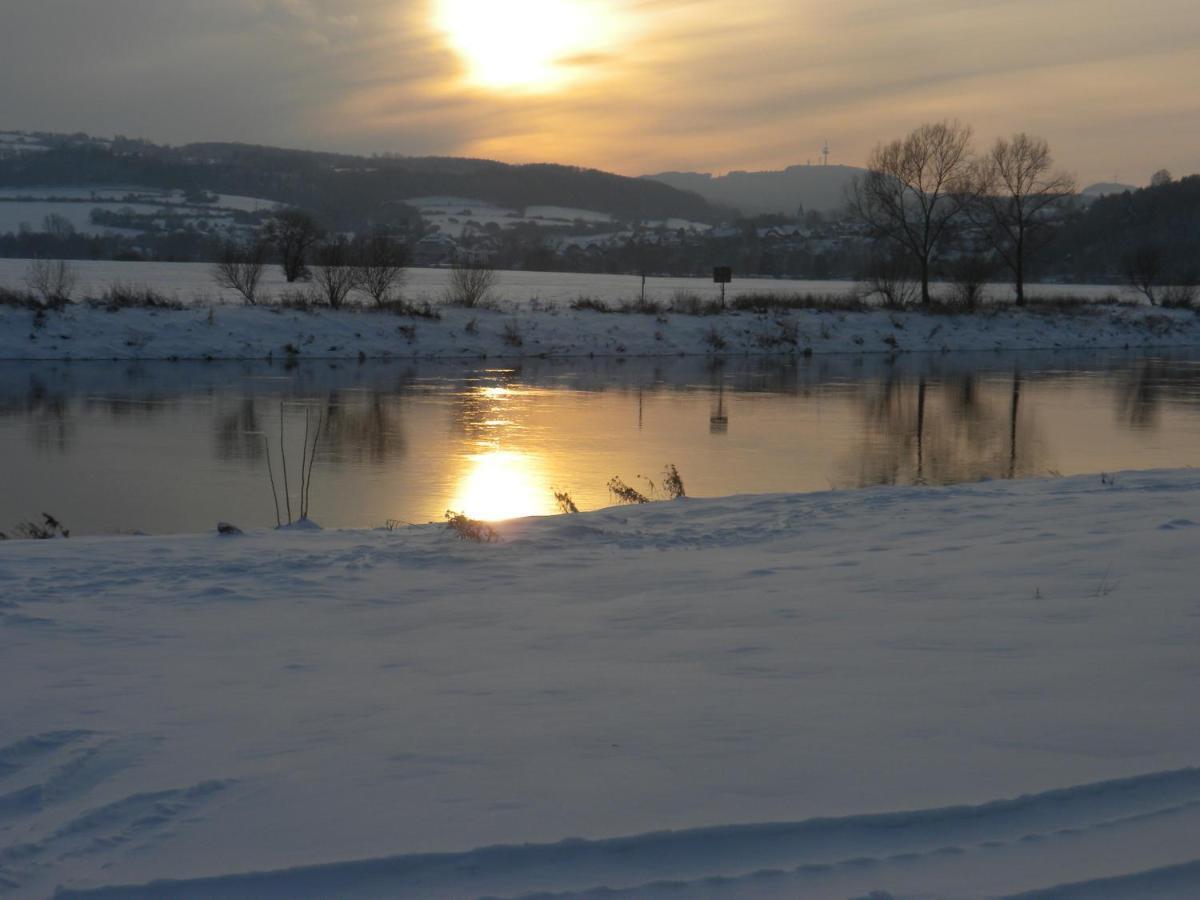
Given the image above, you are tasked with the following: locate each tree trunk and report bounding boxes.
[1014,234,1026,307]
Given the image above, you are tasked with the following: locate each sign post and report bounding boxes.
[713,266,732,308]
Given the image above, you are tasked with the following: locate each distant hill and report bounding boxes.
[1079,182,1139,202]
[644,165,864,216]
[0,132,727,228]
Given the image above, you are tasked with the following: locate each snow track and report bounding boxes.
[51,769,1200,898]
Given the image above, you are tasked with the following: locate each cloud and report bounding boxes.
[0,0,1197,183]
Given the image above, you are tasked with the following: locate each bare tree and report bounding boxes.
[24,258,79,305]
[311,239,362,309]
[1122,244,1165,305]
[974,134,1076,307]
[211,239,267,305]
[849,120,977,305]
[1150,169,1173,188]
[354,230,408,306]
[263,210,323,283]
[445,258,497,308]
[41,213,76,241]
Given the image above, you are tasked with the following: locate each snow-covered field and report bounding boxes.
[0,191,277,238]
[0,259,1131,310]
[2,292,1197,362]
[3,470,1200,897]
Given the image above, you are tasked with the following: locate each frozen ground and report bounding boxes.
[1,292,1197,362]
[2,470,1200,897]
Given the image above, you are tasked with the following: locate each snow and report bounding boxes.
[523,205,613,224]
[0,258,1137,311]
[406,197,706,237]
[2,289,1197,362]
[0,202,161,237]
[0,190,278,236]
[3,470,1200,897]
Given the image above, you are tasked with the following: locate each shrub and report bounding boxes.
[0,287,40,310]
[376,299,441,319]
[617,296,667,315]
[944,254,994,311]
[276,289,317,311]
[859,250,919,309]
[502,321,523,347]
[1161,282,1198,310]
[263,209,323,283]
[607,476,650,505]
[25,258,79,306]
[90,283,182,310]
[355,230,408,306]
[212,239,268,305]
[311,239,362,309]
[445,510,499,542]
[445,260,497,308]
[730,292,865,313]
[570,296,612,313]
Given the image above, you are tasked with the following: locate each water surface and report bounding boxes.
[2,351,1198,535]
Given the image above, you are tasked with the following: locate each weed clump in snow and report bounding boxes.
[90,283,182,311]
[662,464,686,499]
[608,465,686,505]
[607,477,650,505]
[377,299,441,319]
[0,513,69,541]
[0,287,41,310]
[502,321,523,348]
[703,326,728,352]
[553,490,579,514]
[445,511,499,543]
[570,296,612,313]
[669,291,720,316]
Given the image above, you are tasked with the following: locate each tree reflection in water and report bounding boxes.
[839,370,1041,488]
[1116,359,1200,430]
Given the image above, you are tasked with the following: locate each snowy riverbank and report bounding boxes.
[2,299,1199,361]
[4,470,1200,897]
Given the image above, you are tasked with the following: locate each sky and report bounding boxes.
[3,0,1199,185]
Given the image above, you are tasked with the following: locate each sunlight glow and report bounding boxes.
[448,450,556,521]
[434,0,615,91]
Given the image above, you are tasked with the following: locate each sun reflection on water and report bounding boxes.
[447,449,556,521]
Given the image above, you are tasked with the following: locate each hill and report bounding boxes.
[644,164,864,216]
[0,131,726,229]
[1080,181,1139,201]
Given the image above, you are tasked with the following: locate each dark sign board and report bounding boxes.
[713,266,733,284]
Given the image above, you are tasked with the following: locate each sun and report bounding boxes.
[435,0,615,92]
